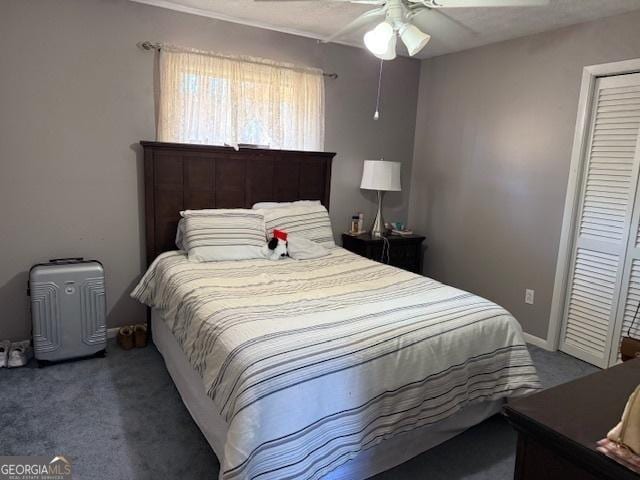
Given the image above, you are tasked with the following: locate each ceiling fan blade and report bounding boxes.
[255,0,381,3]
[321,7,386,43]
[421,0,548,7]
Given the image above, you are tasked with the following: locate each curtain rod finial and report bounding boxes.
[138,41,160,51]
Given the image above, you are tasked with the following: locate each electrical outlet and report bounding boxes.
[525,289,535,305]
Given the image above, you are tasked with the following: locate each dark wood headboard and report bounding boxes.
[142,141,335,265]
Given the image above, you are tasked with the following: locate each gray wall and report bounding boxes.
[0,0,420,340]
[409,10,640,339]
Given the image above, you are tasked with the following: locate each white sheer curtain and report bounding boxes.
[157,47,325,151]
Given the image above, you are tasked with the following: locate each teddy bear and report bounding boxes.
[262,229,288,260]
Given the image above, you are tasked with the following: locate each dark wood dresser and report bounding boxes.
[504,359,640,480]
[341,233,425,273]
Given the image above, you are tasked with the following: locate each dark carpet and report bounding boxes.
[0,340,597,479]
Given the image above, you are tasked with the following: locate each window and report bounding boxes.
[157,48,325,151]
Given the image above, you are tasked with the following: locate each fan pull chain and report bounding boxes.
[374,59,383,120]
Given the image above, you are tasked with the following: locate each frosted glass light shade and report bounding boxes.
[374,34,397,60]
[360,160,402,192]
[364,22,394,55]
[399,24,431,56]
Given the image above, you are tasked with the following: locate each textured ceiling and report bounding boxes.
[130,0,640,58]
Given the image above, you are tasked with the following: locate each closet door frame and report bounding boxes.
[549,58,640,353]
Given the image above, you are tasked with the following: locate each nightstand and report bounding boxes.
[341,233,426,273]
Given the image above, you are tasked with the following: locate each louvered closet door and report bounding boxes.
[608,74,640,366]
[560,73,640,368]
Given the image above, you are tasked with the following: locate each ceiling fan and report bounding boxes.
[256,0,549,59]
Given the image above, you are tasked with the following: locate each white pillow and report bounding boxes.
[182,209,266,262]
[262,204,335,248]
[287,234,329,260]
[181,209,229,217]
[252,200,321,210]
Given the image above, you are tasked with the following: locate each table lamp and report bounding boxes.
[360,160,401,238]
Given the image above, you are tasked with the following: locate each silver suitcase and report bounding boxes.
[29,258,107,364]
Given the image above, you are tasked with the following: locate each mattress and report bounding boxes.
[152,309,503,479]
[133,247,540,480]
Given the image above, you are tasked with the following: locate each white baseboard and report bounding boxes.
[522,332,553,351]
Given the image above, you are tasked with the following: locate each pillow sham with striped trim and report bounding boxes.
[182,209,266,262]
[261,204,335,248]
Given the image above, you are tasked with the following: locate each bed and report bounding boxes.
[133,141,541,480]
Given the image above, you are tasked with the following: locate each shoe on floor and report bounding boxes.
[134,324,147,348]
[8,340,33,368]
[117,326,135,350]
[0,340,10,368]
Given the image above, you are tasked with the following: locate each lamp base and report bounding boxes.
[371,191,385,238]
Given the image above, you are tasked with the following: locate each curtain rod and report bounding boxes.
[138,41,338,79]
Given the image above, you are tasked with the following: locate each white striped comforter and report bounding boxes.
[132,248,540,480]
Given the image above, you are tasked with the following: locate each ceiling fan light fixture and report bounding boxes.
[364,21,394,55]
[399,23,431,56]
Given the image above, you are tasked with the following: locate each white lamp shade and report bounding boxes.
[364,22,394,55]
[400,24,430,56]
[373,34,397,60]
[360,160,402,192]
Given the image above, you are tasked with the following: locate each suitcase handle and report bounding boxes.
[48,257,84,263]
